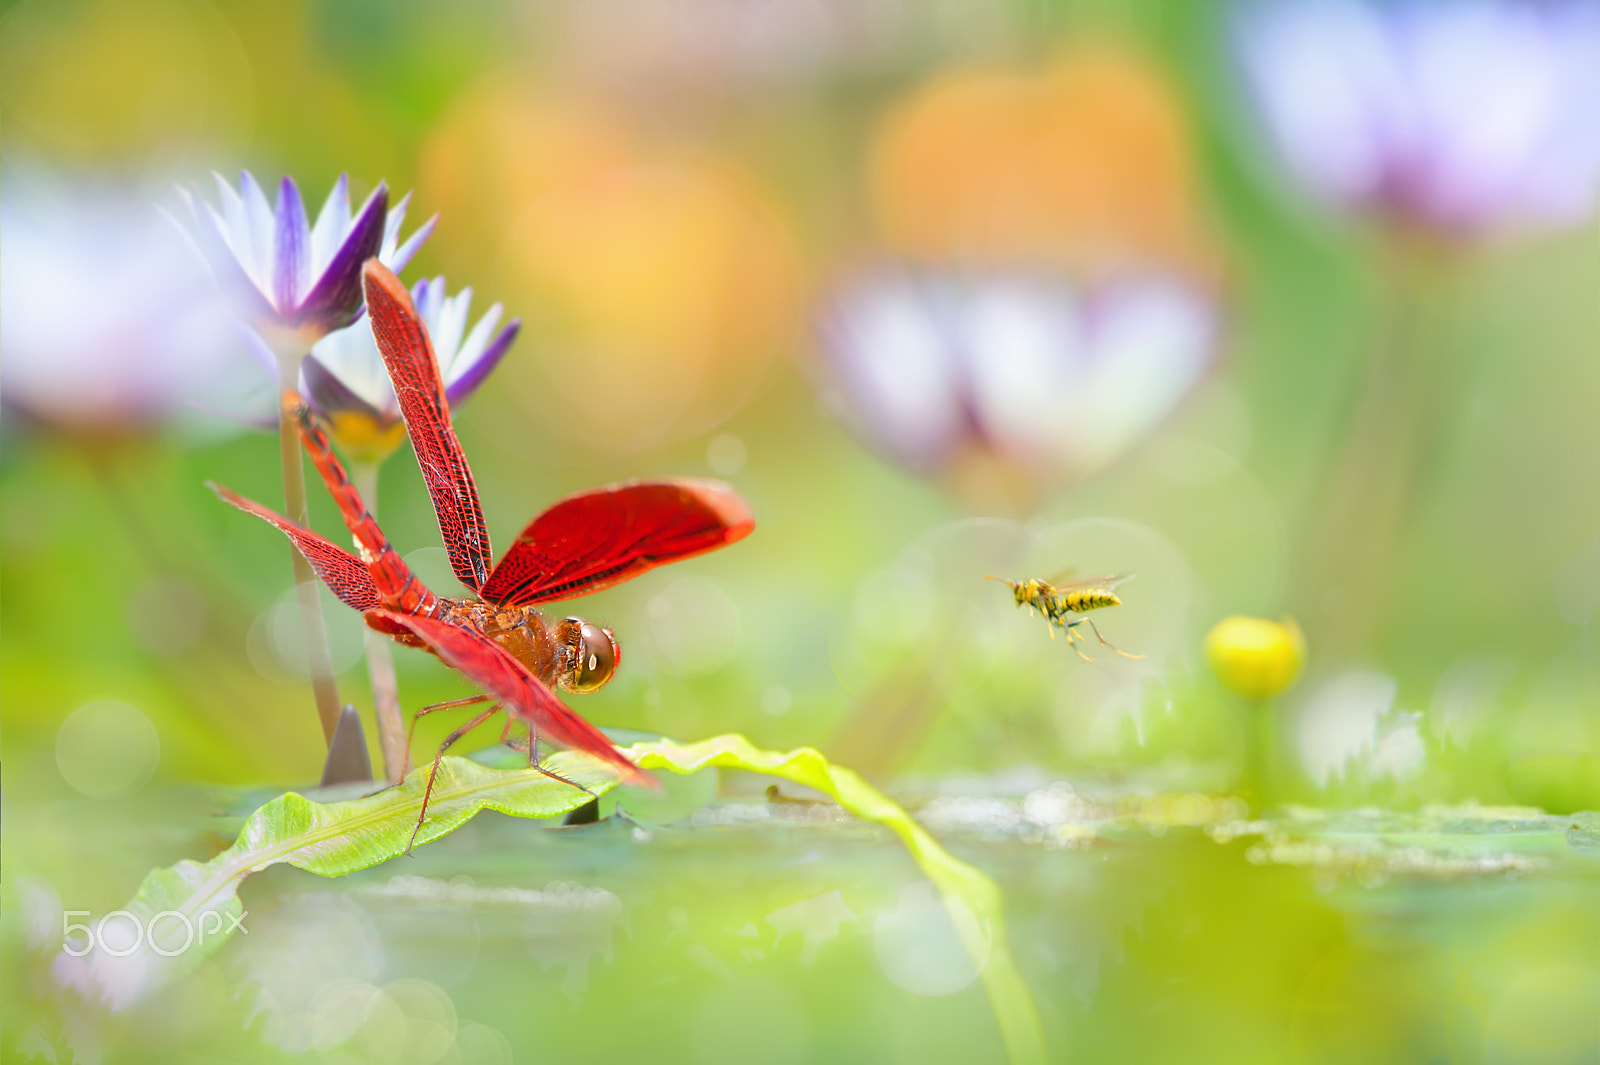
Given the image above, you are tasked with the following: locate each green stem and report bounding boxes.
[350,459,411,785]
[1291,238,1451,665]
[1242,697,1274,814]
[277,356,342,744]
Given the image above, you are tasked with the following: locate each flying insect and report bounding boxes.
[988,573,1144,661]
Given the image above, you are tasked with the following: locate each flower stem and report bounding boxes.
[351,459,411,785]
[1291,239,1451,665]
[1240,698,1275,814]
[277,358,343,744]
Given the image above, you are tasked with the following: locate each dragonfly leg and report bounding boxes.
[496,726,597,800]
[1083,617,1145,660]
[407,704,501,855]
[527,726,599,800]
[408,693,492,749]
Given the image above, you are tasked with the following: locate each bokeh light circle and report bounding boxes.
[873,882,987,997]
[55,700,159,798]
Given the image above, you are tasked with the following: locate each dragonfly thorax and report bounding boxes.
[424,600,616,695]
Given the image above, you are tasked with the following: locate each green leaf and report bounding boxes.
[626,735,1048,1065]
[55,752,616,1012]
[62,736,1045,1065]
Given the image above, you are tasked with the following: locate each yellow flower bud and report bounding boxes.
[1205,615,1304,699]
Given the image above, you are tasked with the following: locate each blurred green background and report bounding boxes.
[4,0,1599,1062]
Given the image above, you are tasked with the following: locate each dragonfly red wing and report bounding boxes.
[208,482,381,612]
[287,392,437,616]
[371,610,655,787]
[362,259,493,592]
[478,480,755,606]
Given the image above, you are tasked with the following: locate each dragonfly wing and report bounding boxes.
[362,259,494,592]
[208,482,381,612]
[478,479,755,606]
[373,610,655,787]
[287,392,435,614]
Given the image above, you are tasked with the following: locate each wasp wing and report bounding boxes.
[1046,572,1135,594]
[478,479,755,606]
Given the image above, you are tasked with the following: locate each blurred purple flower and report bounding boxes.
[817,269,1219,481]
[1,173,255,435]
[176,172,435,359]
[301,276,520,463]
[1236,0,1600,236]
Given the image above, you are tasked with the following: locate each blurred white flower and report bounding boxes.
[0,173,254,434]
[816,269,1219,480]
[1297,669,1425,786]
[1236,0,1600,236]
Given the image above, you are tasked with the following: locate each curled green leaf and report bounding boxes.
[57,735,1044,1065]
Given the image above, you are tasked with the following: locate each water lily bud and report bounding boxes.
[1206,615,1304,699]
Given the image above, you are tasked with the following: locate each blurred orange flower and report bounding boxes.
[421,76,797,457]
[869,45,1207,274]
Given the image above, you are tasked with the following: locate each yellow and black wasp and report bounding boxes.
[988,573,1144,661]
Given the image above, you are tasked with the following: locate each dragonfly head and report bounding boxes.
[562,617,619,693]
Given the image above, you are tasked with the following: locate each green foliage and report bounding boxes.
[628,734,1047,1065]
[68,736,1044,1065]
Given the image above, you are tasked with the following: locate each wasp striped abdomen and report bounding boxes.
[1060,589,1122,614]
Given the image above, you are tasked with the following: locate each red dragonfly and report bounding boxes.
[211,259,754,843]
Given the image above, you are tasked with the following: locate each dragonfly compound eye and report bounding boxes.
[568,620,619,693]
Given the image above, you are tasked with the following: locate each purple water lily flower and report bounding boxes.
[1235,0,1600,237]
[301,276,520,463]
[817,269,1219,483]
[177,172,435,358]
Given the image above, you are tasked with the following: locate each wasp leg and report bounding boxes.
[1062,619,1096,662]
[1082,617,1145,660]
[408,704,501,854]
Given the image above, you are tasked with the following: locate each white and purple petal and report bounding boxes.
[237,171,278,290]
[182,186,280,327]
[444,315,519,408]
[431,286,473,372]
[305,273,519,430]
[301,353,392,427]
[273,176,312,315]
[179,172,435,356]
[306,315,395,417]
[309,173,351,268]
[379,192,437,276]
[294,182,388,333]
